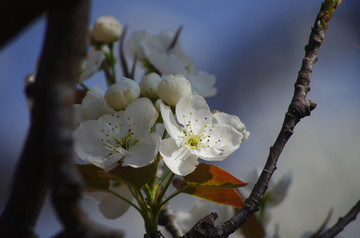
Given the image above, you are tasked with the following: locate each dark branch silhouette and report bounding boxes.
[0,1,49,48]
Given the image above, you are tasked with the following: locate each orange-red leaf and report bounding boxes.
[184,163,247,188]
[182,186,244,208]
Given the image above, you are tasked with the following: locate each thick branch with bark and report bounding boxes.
[0,1,124,237]
[0,1,49,48]
[182,1,342,237]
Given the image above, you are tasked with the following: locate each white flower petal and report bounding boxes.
[125,98,158,137]
[81,86,115,121]
[79,51,105,82]
[196,124,242,161]
[160,102,184,142]
[213,112,249,143]
[98,183,132,219]
[160,138,199,176]
[127,31,152,60]
[73,120,125,171]
[122,133,161,167]
[176,94,213,132]
[187,71,217,98]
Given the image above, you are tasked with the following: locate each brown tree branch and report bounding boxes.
[119,24,130,78]
[316,199,360,238]
[182,1,341,237]
[0,1,49,48]
[0,0,124,237]
[40,1,123,237]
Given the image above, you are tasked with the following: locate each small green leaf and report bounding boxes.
[184,163,247,188]
[99,163,156,188]
[76,164,109,191]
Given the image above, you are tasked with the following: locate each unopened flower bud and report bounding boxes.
[91,16,122,43]
[157,74,192,106]
[140,73,161,98]
[104,78,140,110]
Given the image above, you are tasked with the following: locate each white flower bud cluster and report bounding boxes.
[72,25,250,224]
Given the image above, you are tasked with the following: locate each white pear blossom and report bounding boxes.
[127,30,217,98]
[91,16,122,43]
[80,86,115,121]
[104,77,140,110]
[157,74,192,107]
[73,98,160,171]
[159,94,245,176]
[79,51,105,83]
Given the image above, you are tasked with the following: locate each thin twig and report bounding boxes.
[130,54,137,79]
[309,208,333,238]
[102,60,115,86]
[182,1,341,237]
[167,25,183,50]
[119,24,130,78]
[316,199,360,238]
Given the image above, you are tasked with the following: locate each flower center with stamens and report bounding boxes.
[101,123,139,155]
[183,124,210,150]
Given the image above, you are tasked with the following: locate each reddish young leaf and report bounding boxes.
[76,164,109,191]
[184,163,247,188]
[99,163,156,188]
[173,164,247,208]
[182,186,245,208]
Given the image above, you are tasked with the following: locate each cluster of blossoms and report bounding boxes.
[71,15,251,234]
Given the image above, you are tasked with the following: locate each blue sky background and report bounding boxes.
[1,1,360,237]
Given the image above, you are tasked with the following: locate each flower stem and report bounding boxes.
[160,185,189,208]
[106,188,142,214]
[157,172,175,204]
[79,82,90,91]
[108,43,117,82]
[158,169,171,187]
